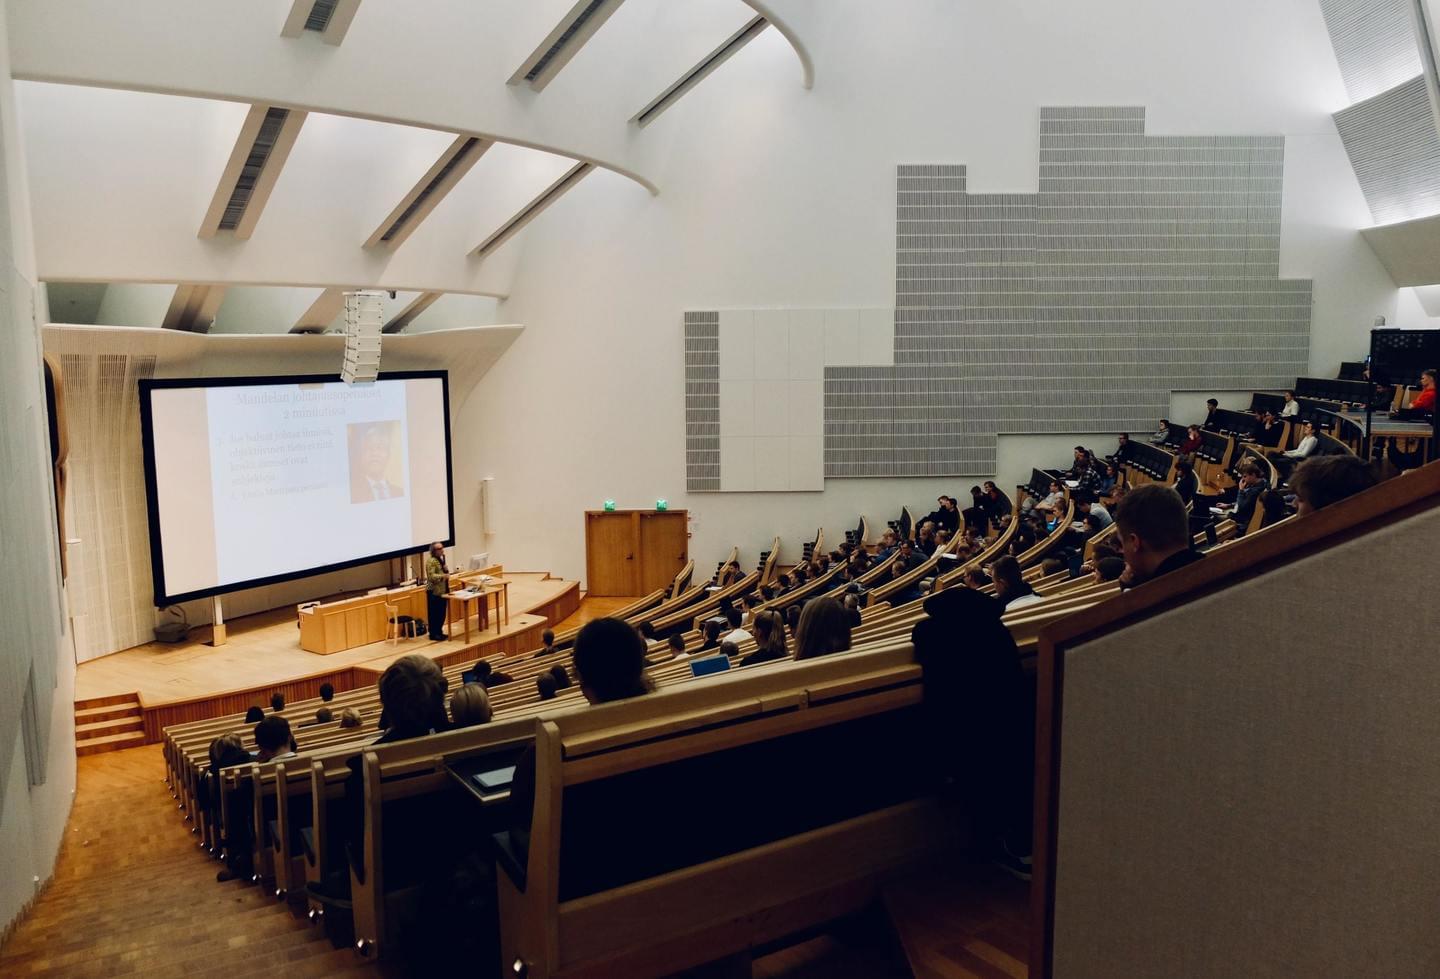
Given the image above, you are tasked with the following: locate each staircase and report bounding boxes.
[73,693,145,756]
[0,744,378,977]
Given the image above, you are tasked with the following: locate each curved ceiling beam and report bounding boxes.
[6,0,660,194]
[739,0,814,89]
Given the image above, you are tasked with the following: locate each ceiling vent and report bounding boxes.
[365,136,491,250]
[632,15,769,128]
[470,162,594,259]
[509,0,627,92]
[281,0,361,45]
[199,105,307,240]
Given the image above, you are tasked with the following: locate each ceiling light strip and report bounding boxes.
[631,15,769,128]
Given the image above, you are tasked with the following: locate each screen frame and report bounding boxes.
[138,369,455,607]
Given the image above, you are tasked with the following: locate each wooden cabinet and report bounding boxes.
[585,510,688,597]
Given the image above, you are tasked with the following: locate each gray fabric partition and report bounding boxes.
[1052,507,1440,977]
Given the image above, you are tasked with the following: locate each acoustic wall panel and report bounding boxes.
[683,311,720,491]
[684,107,1312,489]
[1334,75,1440,224]
[1318,0,1425,102]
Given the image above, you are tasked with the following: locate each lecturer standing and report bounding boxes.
[425,542,449,641]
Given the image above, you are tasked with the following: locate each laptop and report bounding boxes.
[690,655,731,678]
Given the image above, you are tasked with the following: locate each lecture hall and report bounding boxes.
[3,1,1440,976]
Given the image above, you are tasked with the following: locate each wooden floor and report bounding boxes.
[76,572,575,706]
[0,744,390,978]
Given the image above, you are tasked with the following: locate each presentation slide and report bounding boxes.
[141,372,453,605]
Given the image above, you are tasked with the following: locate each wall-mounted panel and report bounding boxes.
[685,107,1312,489]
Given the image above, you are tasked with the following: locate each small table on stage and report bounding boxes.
[1339,410,1435,466]
[444,581,510,644]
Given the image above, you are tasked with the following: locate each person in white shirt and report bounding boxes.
[720,607,752,644]
[1280,390,1300,418]
[1273,420,1318,482]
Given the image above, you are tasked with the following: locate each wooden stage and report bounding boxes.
[75,571,580,744]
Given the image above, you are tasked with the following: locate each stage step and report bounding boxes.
[73,695,145,757]
[75,729,146,756]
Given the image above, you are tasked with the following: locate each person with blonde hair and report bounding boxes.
[448,682,492,729]
[741,609,787,666]
[793,597,852,660]
[338,708,362,729]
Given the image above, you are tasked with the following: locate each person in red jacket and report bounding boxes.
[1410,369,1436,414]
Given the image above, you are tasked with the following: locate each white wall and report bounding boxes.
[451,0,1407,585]
[92,282,173,328]
[0,0,75,937]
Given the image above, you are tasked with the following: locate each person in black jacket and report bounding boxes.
[911,587,1033,878]
[920,496,960,536]
[1115,483,1204,587]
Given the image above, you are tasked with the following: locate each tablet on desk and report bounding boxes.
[471,766,516,796]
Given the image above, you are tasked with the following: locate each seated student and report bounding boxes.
[915,521,939,557]
[698,619,723,652]
[209,734,258,882]
[920,496,961,536]
[1222,460,1268,536]
[449,683,492,729]
[962,485,989,535]
[510,618,653,859]
[376,654,451,744]
[1253,409,1283,448]
[1092,555,1127,583]
[910,587,1033,877]
[319,682,335,703]
[549,665,572,690]
[1257,488,1288,529]
[470,659,494,686]
[982,481,1013,527]
[1035,479,1066,514]
[1071,454,1102,497]
[535,674,558,701]
[486,670,515,688]
[716,639,741,662]
[1173,458,1197,507]
[311,707,333,726]
[721,606,752,644]
[1202,397,1220,431]
[254,715,296,763]
[666,632,688,659]
[1179,424,1203,455]
[1150,418,1171,444]
[1272,419,1319,482]
[1063,446,1088,479]
[873,529,898,561]
[1289,454,1381,515]
[1114,483,1203,587]
[842,593,864,628]
[991,556,1042,612]
[1114,432,1133,463]
[775,572,792,592]
[1076,494,1112,530]
[1280,389,1300,418]
[1095,461,1118,497]
[269,692,285,713]
[338,708,362,729]
[963,568,992,590]
[538,629,557,658]
[785,604,801,636]
[886,556,924,606]
[740,609,788,666]
[792,596,852,660]
[718,561,743,588]
[244,706,264,724]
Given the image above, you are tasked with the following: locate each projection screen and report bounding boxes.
[139,371,454,606]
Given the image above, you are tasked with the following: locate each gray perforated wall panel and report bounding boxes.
[1333,75,1440,224]
[1318,0,1425,102]
[683,311,720,491]
[685,106,1313,488]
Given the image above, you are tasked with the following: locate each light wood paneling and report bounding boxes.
[585,511,639,596]
[637,511,688,593]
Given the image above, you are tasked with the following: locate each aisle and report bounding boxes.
[0,745,384,978]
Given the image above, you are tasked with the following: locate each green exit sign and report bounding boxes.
[655,499,668,511]
[603,499,616,512]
